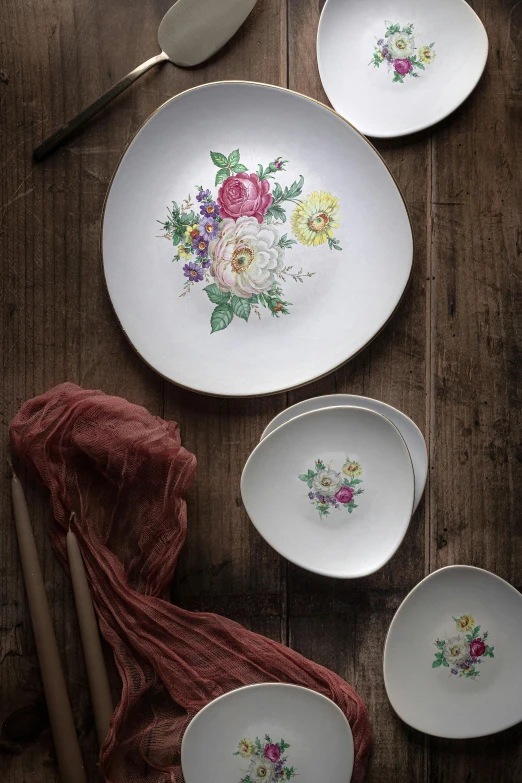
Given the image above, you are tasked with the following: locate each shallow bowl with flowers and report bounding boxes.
[384,565,522,737]
[102,81,412,396]
[260,393,427,512]
[241,405,414,578]
[181,683,354,783]
[317,0,488,138]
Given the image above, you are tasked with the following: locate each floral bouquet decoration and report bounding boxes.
[159,149,342,333]
[299,457,364,520]
[432,614,494,681]
[234,734,297,783]
[369,21,436,83]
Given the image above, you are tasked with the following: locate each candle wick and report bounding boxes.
[7,457,16,478]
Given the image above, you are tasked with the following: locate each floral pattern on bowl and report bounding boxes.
[433,615,494,681]
[369,22,436,84]
[299,458,363,519]
[159,149,342,333]
[233,734,297,782]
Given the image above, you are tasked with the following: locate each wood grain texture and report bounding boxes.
[1,0,521,781]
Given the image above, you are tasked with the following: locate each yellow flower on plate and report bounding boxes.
[342,461,362,479]
[418,45,435,64]
[184,223,200,243]
[454,614,475,633]
[237,738,255,758]
[177,245,192,260]
[291,191,340,247]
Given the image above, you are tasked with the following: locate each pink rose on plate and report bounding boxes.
[469,638,486,658]
[264,743,281,763]
[334,485,355,504]
[394,58,413,75]
[217,173,272,224]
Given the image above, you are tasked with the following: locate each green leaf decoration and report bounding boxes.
[227,149,240,167]
[278,233,297,249]
[285,174,304,201]
[272,182,283,201]
[180,211,197,225]
[416,61,425,70]
[265,204,287,223]
[215,167,231,186]
[231,295,251,322]
[210,151,229,168]
[385,23,401,36]
[472,625,481,639]
[210,304,234,333]
[432,659,443,668]
[411,72,420,78]
[298,474,310,482]
[232,163,248,174]
[204,284,231,305]
[442,658,449,667]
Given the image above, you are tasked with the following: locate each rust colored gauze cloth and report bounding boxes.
[10,383,371,782]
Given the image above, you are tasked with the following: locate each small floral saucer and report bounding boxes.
[260,394,427,512]
[181,683,354,782]
[317,0,488,137]
[384,566,522,738]
[241,406,414,578]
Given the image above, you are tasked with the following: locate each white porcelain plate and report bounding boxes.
[260,394,427,512]
[181,683,354,783]
[242,406,414,578]
[384,566,522,737]
[318,0,488,138]
[103,81,412,396]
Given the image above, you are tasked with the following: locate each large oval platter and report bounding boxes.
[103,82,412,396]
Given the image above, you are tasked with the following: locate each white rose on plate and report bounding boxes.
[443,636,471,666]
[312,468,342,497]
[246,756,276,782]
[210,216,284,298]
[387,31,415,59]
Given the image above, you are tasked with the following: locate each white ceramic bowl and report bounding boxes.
[318,0,488,137]
[260,394,427,512]
[103,81,412,396]
[241,406,414,578]
[181,683,354,783]
[384,566,522,738]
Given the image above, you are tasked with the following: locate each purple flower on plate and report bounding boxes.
[200,200,220,218]
[308,492,314,500]
[193,236,209,257]
[199,216,219,239]
[196,188,211,202]
[201,259,212,269]
[183,262,205,282]
[451,668,458,676]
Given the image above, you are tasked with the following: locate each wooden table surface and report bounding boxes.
[1,0,521,780]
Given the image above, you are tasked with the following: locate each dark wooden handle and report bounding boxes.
[33,51,169,162]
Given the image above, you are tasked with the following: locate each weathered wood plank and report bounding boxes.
[1,1,288,781]
[286,1,429,780]
[429,1,522,780]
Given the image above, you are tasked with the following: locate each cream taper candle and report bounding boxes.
[66,522,113,746]
[9,460,86,783]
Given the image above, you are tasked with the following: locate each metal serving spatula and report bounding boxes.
[33,0,258,161]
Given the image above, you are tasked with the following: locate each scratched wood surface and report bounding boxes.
[1,0,521,780]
